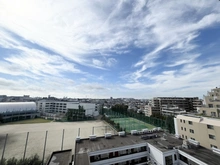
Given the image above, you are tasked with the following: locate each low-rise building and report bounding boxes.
[174,114,220,149]
[73,130,220,165]
[0,102,38,122]
[37,100,100,117]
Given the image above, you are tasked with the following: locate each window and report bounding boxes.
[211,144,217,148]
[183,120,185,123]
[207,125,214,129]
[191,137,195,140]
[211,112,216,117]
[184,128,186,131]
[209,134,216,140]
[188,121,193,125]
[180,119,182,122]
[181,127,183,130]
[182,135,184,138]
[208,104,213,108]
[189,129,194,133]
[185,136,187,139]
[174,154,177,161]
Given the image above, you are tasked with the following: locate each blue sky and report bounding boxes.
[0,0,220,98]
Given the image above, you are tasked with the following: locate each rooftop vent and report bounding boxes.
[157,127,162,131]
[89,135,97,141]
[212,147,220,155]
[118,131,126,137]
[188,139,200,146]
[76,136,81,143]
[152,128,157,132]
[142,128,149,134]
[105,133,112,139]
[131,130,138,135]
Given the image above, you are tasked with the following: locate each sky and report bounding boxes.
[0,0,220,99]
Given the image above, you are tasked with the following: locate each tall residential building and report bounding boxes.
[197,87,220,117]
[174,114,220,149]
[148,97,201,116]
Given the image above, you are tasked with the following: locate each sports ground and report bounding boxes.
[111,117,155,132]
[0,120,115,162]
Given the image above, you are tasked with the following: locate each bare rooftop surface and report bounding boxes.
[179,146,220,165]
[47,149,72,165]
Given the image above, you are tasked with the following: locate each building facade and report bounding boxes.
[161,105,186,116]
[37,100,99,117]
[147,97,201,116]
[197,87,220,117]
[174,114,220,149]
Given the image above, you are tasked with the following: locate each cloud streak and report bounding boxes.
[0,0,220,98]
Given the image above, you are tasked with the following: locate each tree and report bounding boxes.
[165,116,175,134]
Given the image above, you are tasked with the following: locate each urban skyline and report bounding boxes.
[0,0,220,98]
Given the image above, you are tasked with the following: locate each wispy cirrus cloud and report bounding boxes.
[0,0,220,98]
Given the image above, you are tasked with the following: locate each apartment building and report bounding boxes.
[197,87,220,117]
[146,97,202,116]
[73,130,220,165]
[174,114,220,149]
[37,100,99,117]
[161,105,186,116]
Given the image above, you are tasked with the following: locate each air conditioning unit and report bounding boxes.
[118,131,126,137]
[89,135,97,141]
[188,138,200,146]
[105,133,112,139]
[131,130,138,135]
[157,127,162,131]
[175,134,181,139]
[152,128,157,132]
[76,136,81,143]
[142,128,149,134]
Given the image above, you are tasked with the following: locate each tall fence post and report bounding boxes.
[92,127,94,135]
[1,134,8,164]
[42,131,48,165]
[61,129,65,151]
[23,132,29,160]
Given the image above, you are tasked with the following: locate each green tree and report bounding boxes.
[165,116,175,134]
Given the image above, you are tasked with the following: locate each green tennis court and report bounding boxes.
[111,117,155,132]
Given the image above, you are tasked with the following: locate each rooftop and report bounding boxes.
[179,146,220,165]
[47,149,72,165]
[74,132,183,165]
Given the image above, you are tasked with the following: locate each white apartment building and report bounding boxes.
[197,87,220,117]
[37,100,99,117]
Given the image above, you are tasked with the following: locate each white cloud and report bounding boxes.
[0,0,220,98]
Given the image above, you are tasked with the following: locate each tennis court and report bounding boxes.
[111,117,155,132]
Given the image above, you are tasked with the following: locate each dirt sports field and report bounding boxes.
[0,120,115,161]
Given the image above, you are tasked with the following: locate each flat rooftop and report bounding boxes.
[179,146,220,165]
[47,149,72,165]
[75,132,183,165]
